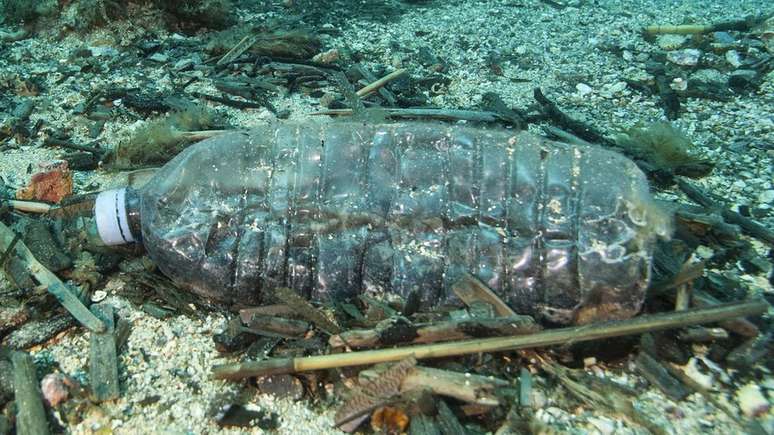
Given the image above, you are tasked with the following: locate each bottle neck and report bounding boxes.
[94,188,141,245]
[125,188,142,242]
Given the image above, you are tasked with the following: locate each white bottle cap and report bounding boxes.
[94,188,135,245]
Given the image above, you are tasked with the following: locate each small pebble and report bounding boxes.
[667,49,702,66]
[757,190,774,204]
[725,50,742,68]
[576,83,593,96]
[670,77,688,91]
[657,34,688,50]
[312,48,340,65]
[713,32,735,44]
[148,53,168,63]
[173,58,195,71]
[607,81,627,94]
[89,46,118,58]
[587,416,615,435]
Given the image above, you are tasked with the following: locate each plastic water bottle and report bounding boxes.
[93,121,669,324]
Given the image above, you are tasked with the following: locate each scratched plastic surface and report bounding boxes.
[137,121,668,324]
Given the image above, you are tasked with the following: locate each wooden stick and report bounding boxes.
[178,130,228,142]
[0,221,105,333]
[42,136,104,155]
[3,199,53,213]
[400,367,504,406]
[675,284,691,311]
[48,283,105,333]
[89,303,119,402]
[634,352,688,401]
[310,107,507,123]
[452,273,517,317]
[644,24,712,35]
[217,34,259,66]
[329,315,539,349]
[519,367,532,407]
[678,326,728,342]
[212,299,768,380]
[356,69,406,98]
[650,260,705,296]
[239,304,296,320]
[12,351,51,435]
[692,290,759,337]
[644,15,769,35]
[191,92,265,109]
[3,315,74,349]
[408,414,440,435]
[360,365,507,406]
[533,88,611,146]
[436,399,466,434]
[272,287,341,335]
[0,28,29,42]
[241,314,309,338]
[352,64,397,105]
[677,177,774,247]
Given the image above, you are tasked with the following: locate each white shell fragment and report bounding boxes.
[737,383,770,418]
[683,357,715,390]
[91,290,108,303]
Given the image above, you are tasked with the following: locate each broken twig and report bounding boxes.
[310,107,508,123]
[12,351,51,435]
[677,177,774,247]
[212,299,768,380]
[356,69,406,98]
[272,287,341,335]
[89,303,119,402]
[360,365,507,406]
[533,88,610,145]
[329,315,539,349]
[634,352,688,401]
[644,14,771,35]
[2,199,53,213]
[0,221,105,333]
[217,33,259,66]
[452,273,518,317]
[692,290,760,337]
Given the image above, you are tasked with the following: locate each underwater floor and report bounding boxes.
[1,0,773,433]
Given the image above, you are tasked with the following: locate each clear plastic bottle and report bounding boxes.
[94,121,670,324]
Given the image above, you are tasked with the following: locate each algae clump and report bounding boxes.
[614,122,707,172]
[152,0,235,31]
[0,0,58,25]
[206,26,321,60]
[114,108,220,169]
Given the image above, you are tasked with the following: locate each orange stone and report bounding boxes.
[16,160,73,204]
[371,406,409,434]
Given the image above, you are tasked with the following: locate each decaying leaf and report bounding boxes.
[334,356,417,432]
